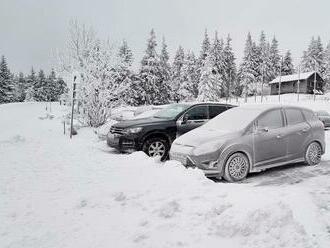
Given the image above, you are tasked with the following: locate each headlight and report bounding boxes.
[192,140,224,156]
[125,127,143,134]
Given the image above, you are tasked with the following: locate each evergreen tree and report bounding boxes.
[25,68,37,101]
[301,36,325,75]
[238,33,259,97]
[0,55,14,103]
[34,70,47,101]
[139,29,168,104]
[158,37,171,100]
[223,34,236,98]
[171,45,185,101]
[198,32,223,101]
[257,31,272,84]
[196,30,211,88]
[14,72,26,102]
[179,51,199,100]
[118,39,133,67]
[324,42,330,90]
[282,50,295,75]
[269,36,281,80]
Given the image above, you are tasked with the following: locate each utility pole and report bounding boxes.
[278,56,283,102]
[314,60,317,101]
[297,65,301,102]
[70,75,77,139]
[261,64,264,103]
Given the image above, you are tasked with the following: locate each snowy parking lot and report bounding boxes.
[1,101,330,248]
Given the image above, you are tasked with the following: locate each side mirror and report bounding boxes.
[182,114,189,124]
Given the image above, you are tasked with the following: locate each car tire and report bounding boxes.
[223,152,250,182]
[305,142,322,166]
[142,137,169,161]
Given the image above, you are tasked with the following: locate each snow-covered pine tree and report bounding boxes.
[198,32,223,101]
[25,68,36,101]
[196,30,211,87]
[33,70,47,101]
[171,45,185,101]
[158,37,171,101]
[324,42,330,91]
[179,51,199,100]
[223,34,236,98]
[301,36,325,75]
[140,29,168,104]
[282,50,295,75]
[115,40,138,105]
[13,72,26,102]
[257,31,272,85]
[269,36,281,81]
[238,33,259,98]
[0,55,14,103]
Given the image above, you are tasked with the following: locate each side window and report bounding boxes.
[209,105,228,119]
[185,105,208,120]
[303,110,317,122]
[286,108,305,125]
[257,109,283,129]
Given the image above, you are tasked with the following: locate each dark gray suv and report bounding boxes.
[170,104,325,182]
[107,103,234,160]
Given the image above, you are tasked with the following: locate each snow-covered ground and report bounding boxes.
[1,96,330,248]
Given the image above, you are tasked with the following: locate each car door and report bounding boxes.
[176,105,208,136]
[253,108,288,167]
[284,108,312,160]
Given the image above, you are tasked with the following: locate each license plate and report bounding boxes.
[108,133,120,145]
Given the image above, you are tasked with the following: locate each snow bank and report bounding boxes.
[1,101,330,248]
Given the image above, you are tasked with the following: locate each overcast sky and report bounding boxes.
[1,0,330,74]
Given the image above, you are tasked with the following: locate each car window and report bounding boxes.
[209,105,228,119]
[257,109,283,129]
[285,108,305,125]
[185,105,208,120]
[303,110,317,121]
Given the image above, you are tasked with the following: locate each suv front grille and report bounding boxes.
[110,126,125,135]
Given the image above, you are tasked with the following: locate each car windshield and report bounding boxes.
[153,104,190,119]
[202,107,263,132]
[316,110,329,116]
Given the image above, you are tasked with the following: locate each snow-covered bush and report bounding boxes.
[56,20,128,127]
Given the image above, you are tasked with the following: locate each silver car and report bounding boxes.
[169,104,325,182]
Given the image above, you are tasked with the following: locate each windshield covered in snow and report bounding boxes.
[153,104,190,119]
[202,107,263,132]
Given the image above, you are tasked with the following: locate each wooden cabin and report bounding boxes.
[269,71,324,95]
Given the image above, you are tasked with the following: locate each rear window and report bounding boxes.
[209,105,229,119]
[285,108,305,125]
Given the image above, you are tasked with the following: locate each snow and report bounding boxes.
[1,97,330,248]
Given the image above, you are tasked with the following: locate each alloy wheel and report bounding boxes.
[148,141,166,157]
[306,142,322,165]
[227,154,249,181]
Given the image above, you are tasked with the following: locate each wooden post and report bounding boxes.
[297,65,300,102]
[70,76,77,139]
[278,57,283,102]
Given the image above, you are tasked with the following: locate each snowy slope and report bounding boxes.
[1,100,330,248]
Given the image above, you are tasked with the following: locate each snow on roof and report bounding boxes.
[269,71,319,84]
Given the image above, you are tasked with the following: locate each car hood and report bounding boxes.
[112,117,173,128]
[174,127,239,147]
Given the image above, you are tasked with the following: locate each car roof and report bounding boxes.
[237,104,313,112]
[180,101,235,106]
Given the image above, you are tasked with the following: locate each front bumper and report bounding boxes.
[169,150,223,178]
[107,132,139,152]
